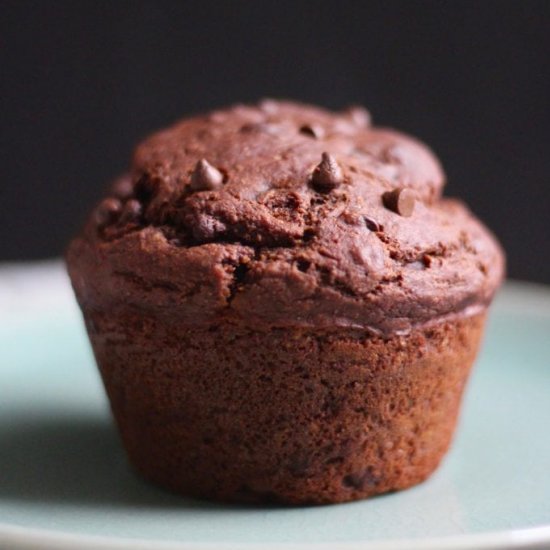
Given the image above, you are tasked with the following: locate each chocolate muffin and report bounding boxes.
[66,100,504,504]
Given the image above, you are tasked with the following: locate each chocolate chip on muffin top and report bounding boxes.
[71,100,504,334]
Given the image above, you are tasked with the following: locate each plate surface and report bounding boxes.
[1,262,549,550]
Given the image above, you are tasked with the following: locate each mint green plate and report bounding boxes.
[1,263,549,550]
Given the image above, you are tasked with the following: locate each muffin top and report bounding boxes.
[67,100,504,334]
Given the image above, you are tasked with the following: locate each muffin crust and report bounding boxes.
[68,100,504,335]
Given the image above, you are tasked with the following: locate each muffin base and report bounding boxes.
[84,310,485,505]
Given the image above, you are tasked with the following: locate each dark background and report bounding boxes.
[1,1,549,282]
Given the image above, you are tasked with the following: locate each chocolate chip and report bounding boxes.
[343,105,371,127]
[190,159,224,191]
[422,254,433,268]
[382,188,415,217]
[119,199,142,224]
[299,123,325,139]
[363,216,381,232]
[311,152,344,192]
[111,175,133,199]
[94,198,121,227]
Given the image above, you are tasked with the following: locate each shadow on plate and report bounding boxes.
[0,415,257,511]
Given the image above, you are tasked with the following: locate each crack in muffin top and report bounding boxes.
[67,100,504,334]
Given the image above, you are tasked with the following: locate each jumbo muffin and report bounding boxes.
[66,100,504,504]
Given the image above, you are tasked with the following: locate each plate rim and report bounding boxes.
[1,522,550,550]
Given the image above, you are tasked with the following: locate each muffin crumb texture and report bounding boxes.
[87,308,485,504]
